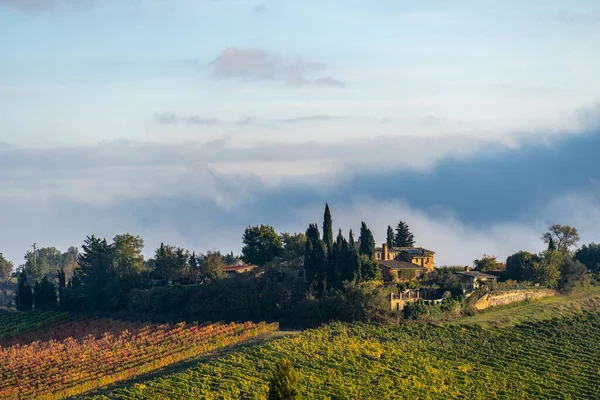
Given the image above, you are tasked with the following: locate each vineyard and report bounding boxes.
[88,312,600,399]
[0,314,277,400]
[0,311,70,339]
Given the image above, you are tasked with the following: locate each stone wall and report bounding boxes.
[474,289,557,310]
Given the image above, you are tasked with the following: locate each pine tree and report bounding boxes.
[548,237,557,251]
[394,221,416,247]
[267,358,300,400]
[322,203,333,253]
[359,222,376,258]
[78,235,115,311]
[386,225,394,248]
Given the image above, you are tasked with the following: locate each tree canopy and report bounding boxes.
[575,243,600,273]
[242,225,284,266]
[359,222,375,258]
[322,203,333,253]
[0,252,13,283]
[281,232,306,262]
[506,251,539,281]
[542,224,580,255]
[394,221,415,247]
[386,226,394,248]
[267,358,300,400]
[473,254,503,272]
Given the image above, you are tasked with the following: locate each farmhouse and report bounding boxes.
[455,267,497,292]
[375,243,435,282]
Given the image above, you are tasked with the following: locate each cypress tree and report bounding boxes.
[267,358,300,400]
[315,241,328,296]
[58,267,67,310]
[386,225,394,248]
[303,224,321,285]
[322,203,333,252]
[34,277,57,310]
[33,280,42,310]
[16,269,33,311]
[360,254,382,281]
[339,234,351,283]
[548,237,557,251]
[359,222,376,258]
[348,229,361,282]
[327,229,344,289]
[394,221,416,247]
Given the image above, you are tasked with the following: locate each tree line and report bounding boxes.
[473,224,599,292]
[13,234,246,312]
[10,203,394,315]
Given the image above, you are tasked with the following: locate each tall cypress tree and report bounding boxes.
[394,221,416,247]
[327,229,345,289]
[386,225,394,248]
[359,222,376,258]
[322,203,334,253]
[304,223,321,286]
[34,277,57,311]
[16,269,33,311]
[315,240,328,296]
[58,267,67,311]
[348,229,361,282]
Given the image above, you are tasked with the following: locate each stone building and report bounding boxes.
[375,243,435,281]
[455,267,497,292]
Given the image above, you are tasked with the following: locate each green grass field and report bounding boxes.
[0,311,69,339]
[447,285,600,328]
[85,309,600,399]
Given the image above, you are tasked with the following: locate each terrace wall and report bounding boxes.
[474,289,557,310]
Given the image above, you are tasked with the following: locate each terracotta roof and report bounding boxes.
[223,264,256,272]
[379,259,427,270]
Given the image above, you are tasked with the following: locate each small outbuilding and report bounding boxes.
[455,268,498,292]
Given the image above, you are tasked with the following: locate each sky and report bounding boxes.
[1,0,599,265]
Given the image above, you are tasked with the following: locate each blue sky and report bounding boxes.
[1,0,599,264]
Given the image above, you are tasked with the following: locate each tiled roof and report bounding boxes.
[456,271,497,279]
[375,246,435,255]
[379,259,427,270]
[223,264,256,272]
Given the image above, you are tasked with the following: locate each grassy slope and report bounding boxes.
[446,285,600,328]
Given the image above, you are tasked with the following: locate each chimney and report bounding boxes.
[383,243,389,260]
[465,265,470,272]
